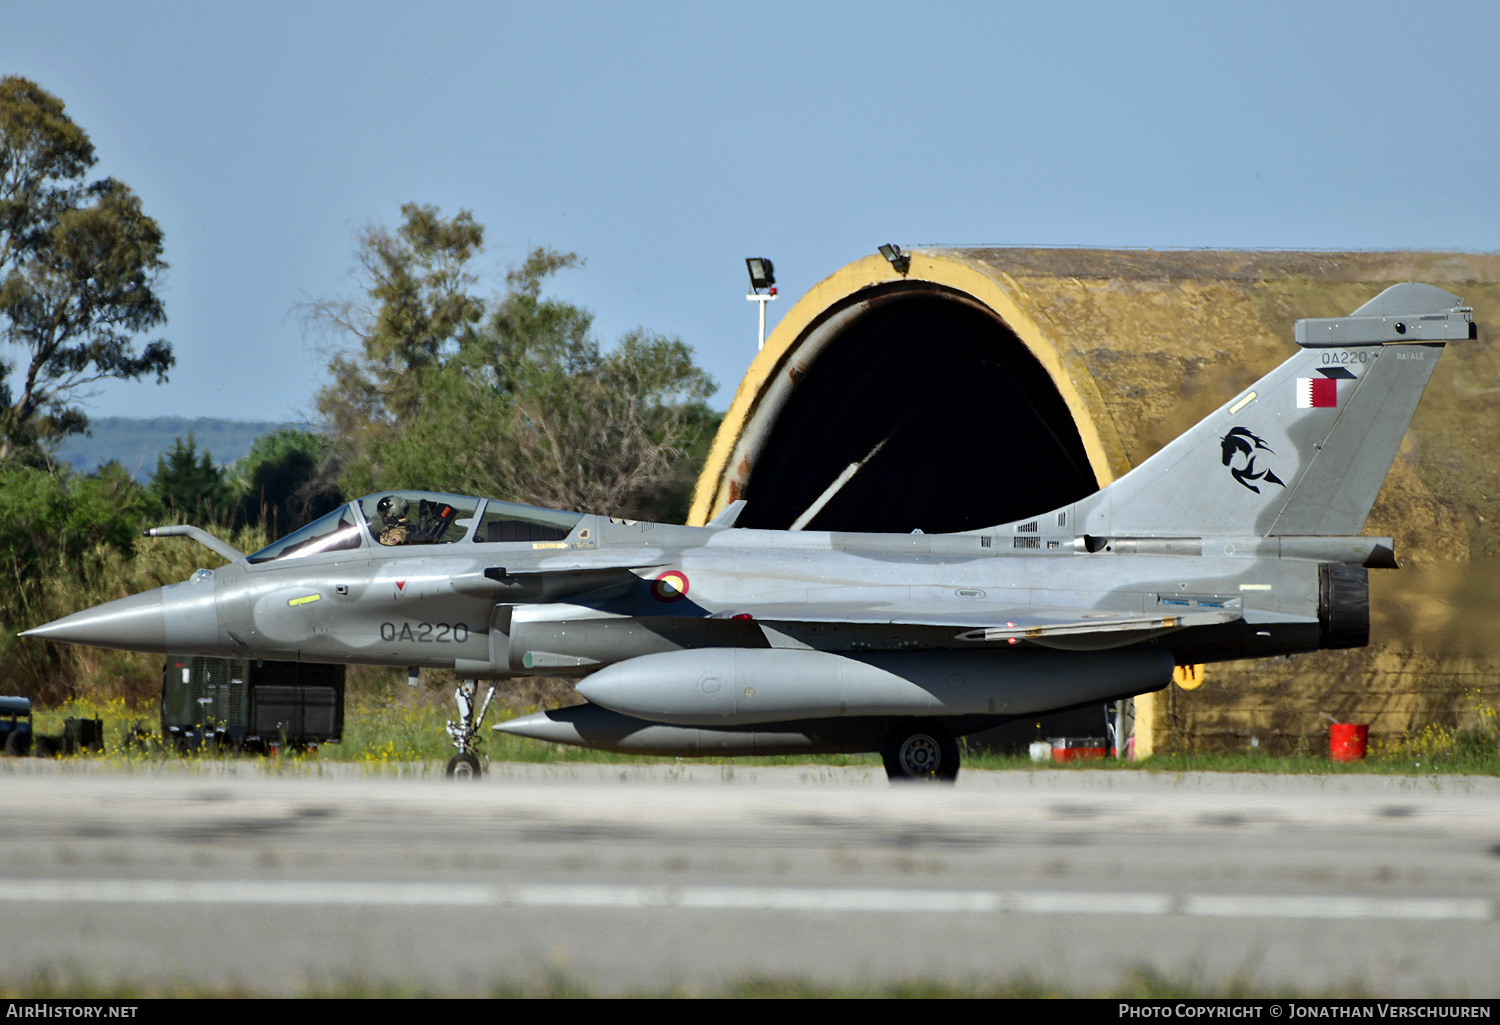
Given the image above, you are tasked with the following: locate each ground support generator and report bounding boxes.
[162,656,345,753]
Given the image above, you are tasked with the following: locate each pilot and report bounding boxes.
[376,495,413,546]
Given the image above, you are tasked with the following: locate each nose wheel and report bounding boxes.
[881,721,960,782]
[444,677,494,778]
[446,752,482,778]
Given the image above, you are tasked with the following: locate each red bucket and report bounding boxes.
[1051,737,1109,763]
[1329,723,1368,762]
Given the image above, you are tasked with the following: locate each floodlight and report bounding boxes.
[744,257,779,350]
[746,257,775,292]
[878,244,909,274]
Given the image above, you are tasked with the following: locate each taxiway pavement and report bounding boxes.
[1,761,1497,995]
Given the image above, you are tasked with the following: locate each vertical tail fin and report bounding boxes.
[1074,283,1474,538]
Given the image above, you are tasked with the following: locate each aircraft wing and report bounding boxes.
[714,601,1241,641]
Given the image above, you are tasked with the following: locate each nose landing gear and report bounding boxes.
[445,677,494,778]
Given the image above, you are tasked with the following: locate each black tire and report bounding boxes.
[881,722,960,782]
[4,730,30,758]
[446,752,482,779]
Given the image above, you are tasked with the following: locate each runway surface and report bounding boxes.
[1,760,1498,995]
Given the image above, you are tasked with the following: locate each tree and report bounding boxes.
[0,460,152,576]
[476,326,717,516]
[0,76,172,463]
[224,427,340,534]
[0,460,157,702]
[304,202,484,435]
[306,204,717,519]
[151,434,230,524]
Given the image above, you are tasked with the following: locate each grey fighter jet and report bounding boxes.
[25,284,1476,780]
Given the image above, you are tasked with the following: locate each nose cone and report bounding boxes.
[25,576,226,656]
[23,588,167,653]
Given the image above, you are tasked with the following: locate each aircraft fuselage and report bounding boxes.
[124,516,1354,676]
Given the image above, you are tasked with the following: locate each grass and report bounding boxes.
[14,683,1500,776]
[0,964,1386,999]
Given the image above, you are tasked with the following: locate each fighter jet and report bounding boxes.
[24,283,1476,780]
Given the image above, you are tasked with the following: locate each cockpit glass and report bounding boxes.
[246,506,364,564]
[359,491,480,547]
[472,501,582,543]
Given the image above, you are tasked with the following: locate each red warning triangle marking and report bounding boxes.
[396,580,406,591]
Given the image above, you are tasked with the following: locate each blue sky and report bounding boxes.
[6,1,1498,423]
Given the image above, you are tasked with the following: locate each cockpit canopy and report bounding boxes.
[359,492,480,547]
[245,490,584,564]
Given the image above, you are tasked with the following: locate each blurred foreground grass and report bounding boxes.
[18,680,1500,775]
[0,964,1380,998]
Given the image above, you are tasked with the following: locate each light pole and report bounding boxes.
[745,257,777,351]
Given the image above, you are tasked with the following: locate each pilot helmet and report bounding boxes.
[376,495,410,522]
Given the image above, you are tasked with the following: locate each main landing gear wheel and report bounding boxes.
[446,752,482,778]
[881,721,960,782]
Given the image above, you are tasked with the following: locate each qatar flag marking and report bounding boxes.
[1296,377,1337,408]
